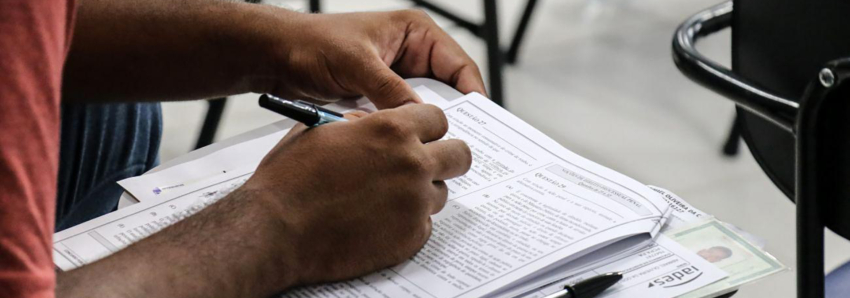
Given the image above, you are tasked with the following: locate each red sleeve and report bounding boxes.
[0,0,75,297]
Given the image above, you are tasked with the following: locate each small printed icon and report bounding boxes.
[153,187,162,195]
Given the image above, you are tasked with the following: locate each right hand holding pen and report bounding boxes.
[241,104,472,289]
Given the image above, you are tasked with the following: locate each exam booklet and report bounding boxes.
[53,86,729,298]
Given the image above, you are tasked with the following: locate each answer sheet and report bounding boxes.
[54,91,672,298]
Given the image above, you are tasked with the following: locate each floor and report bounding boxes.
[158,0,850,297]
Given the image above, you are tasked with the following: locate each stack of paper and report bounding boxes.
[53,81,784,298]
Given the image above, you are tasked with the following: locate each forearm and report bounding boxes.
[56,189,295,298]
[62,0,294,103]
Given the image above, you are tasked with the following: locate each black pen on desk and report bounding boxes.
[541,272,622,298]
[259,94,347,126]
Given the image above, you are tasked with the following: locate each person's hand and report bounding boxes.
[240,104,472,286]
[257,9,486,109]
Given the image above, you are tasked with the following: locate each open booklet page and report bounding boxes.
[54,89,673,298]
[495,234,727,298]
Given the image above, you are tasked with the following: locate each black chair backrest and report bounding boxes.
[734,0,850,238]
[674,2,850,296]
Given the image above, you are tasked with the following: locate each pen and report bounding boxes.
[259,94,347,126]
[541,272,622,298]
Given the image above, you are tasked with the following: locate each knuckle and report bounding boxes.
[430,106,450,137]
[411,104,448,137]
[370,113,409,139]
[414,9,432,21]
[374,76,404,96]
[457,140,473,169]
[432,184,449,210]
[346,110,369,119]
[392,186,430,217]
[400,151,432,175]
[471,63,484,75]
[418,218,433,244]
[399,9,430,21]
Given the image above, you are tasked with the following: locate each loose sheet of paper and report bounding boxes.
[53,165,256,270]
[117,129,284,201]
[55,91,671,298]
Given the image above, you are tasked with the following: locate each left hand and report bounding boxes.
[257,9,486,109]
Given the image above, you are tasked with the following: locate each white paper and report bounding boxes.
[647,186,711,233]
[55,92,672,298]
[499,235,727,298]
[118,130,282,201]
[646,186,768,249]
[481,188,727,298]
[54,165,256,270]
[284,93,671,298]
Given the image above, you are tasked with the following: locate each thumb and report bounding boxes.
[356,58,422,109]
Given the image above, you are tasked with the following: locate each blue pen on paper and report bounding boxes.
[259,94,347,126]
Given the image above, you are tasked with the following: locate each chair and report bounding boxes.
[721,115,742,156]
[195,97,227,149]
[672,1,850,297]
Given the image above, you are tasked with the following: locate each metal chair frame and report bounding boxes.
[673,2,849,297]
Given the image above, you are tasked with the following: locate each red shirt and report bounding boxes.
[0,0,76,297]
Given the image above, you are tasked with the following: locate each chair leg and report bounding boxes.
[483,0,505,107]
[195,98,227,149]
[505,0,539,65]
[309,0,321,13]
[722,114,742,156]
[796,96,829,298]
